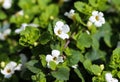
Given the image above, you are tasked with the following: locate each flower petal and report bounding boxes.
[1,69,6,75]
[105,73,113,82]
[112,78,118,82]
[100,17,105,24]
[52,50,60,58]
[99,12,104,17]
[62,24,70,33]
[15,29,22,34]
[56,56,64,64]
[55,21,64,28]
[54,26,62,35]
[14,64,22,71]
[92,11,98,16]
[6,61,17,69]
[46,55,53,62]
[3,28,11,35]
[4,74,12,78]
[89,16,96,23]
[59,33,69,40]
[94,21,102,27]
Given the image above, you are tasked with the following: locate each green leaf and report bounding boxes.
[32,71,46,82]
[85,49,106,61]
[76,32,92,50]
[52,67,70,81]
[92,37,99,49]
[93,22,112,47]
[89,0,109,11]
[0,10,7,20]
[18,0,35,9]
[39,4,59,28]
[38,0,51,10]
[74,1,93,15]
[67,49,84,66]
[74,69,85,82]
[39,55,46,67]
[90,65,102,75]
[89,0,98,7]
[74,13,86,26]
[54,79,64,82]
[39,32,51,45]
[97,0,109,11]
[26,60,41,73]
[102,23,112,47]
[49,61,57,70]
[83,59,92,71]
[117,71,120,79]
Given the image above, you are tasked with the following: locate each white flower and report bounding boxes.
[105,73,118,82]
[1,61,22,78]
[15,23,39,34]
[54,21,70,40]
[2,0,12,9]
[0,23,11,40]
[64,9,75,19]
[46,50,64,67]
[89,11,105,27]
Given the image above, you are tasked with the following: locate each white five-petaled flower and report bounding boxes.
[15,23,39,34]
[105,73,118,82]
[46,50,64,68]
[64,9,75,19]
[54,21,70,40]
[89,11,105,27]
[1,61,22,78]
[2,0,12,9]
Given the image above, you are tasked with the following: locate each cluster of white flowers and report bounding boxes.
[46,50,64,68]
[15,23,39,34]
[105,73,118,82]
[54,21,70,40]
[89,11,105,27]
[1,61,22,78]
[0,22,11,40]
[0,0,12,9]
[64,9,75,19]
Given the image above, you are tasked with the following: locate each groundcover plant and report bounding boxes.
[0,0,120,82]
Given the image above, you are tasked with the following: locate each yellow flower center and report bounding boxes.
[95,16,99,21]
[6,69,11,73]
[57,29,62,35]
[53,57,57,61]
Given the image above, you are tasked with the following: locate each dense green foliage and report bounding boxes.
[0,0,120,82]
